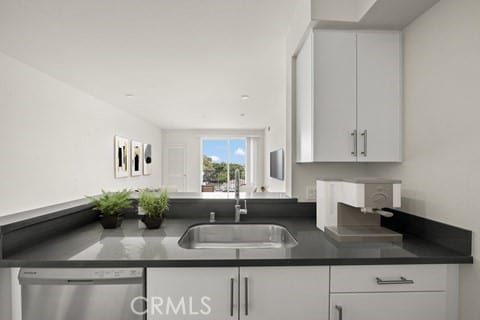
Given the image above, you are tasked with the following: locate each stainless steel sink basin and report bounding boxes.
[178,223,298,249]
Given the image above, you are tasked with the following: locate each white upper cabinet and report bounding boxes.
[357,31,402,162]
[295,29,402,162]
[313,30,358,162]
[295,32,314,162]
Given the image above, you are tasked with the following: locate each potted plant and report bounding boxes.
[87,189,132,229]
[139,189,169,229]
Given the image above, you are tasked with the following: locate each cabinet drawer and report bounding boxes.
[330,292,447,320]
[331,264,447,293]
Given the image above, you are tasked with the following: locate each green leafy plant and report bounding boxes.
[139,190,169,217]
[87,189,132,216]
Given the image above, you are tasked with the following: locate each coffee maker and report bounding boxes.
[316,178,402,242]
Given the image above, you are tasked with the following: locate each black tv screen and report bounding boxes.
[270,148,284,180]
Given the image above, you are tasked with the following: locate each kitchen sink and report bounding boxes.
[178,223,298,249]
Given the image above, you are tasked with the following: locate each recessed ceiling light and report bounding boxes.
[241,95,249,100]
[125,94,135,98]
[240,113,246,117]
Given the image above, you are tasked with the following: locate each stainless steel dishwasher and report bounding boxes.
[18,268,144,320]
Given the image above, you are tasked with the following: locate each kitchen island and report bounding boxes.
[0,196,472,320]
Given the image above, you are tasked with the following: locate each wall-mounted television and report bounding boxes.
[270,148,284,180]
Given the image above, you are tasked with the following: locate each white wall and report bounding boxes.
[264,116,287,192]
[162,129,264,192]
[367,1,480,319]
[0,51,162,216]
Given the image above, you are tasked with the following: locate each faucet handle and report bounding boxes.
[209,211,216,223]
[242,200,248,215]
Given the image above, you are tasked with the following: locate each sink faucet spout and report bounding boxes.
[235,169,240,204]
[234,169,247,222]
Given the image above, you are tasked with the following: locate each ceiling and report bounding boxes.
[0,0,297,129]
[313,0,439,30]
[357,0,439,29]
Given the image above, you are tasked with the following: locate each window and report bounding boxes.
[202,138,246,192]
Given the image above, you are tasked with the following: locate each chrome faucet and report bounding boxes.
[234,169,247,222]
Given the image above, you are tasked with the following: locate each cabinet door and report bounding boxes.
[357,31,402,162]
[147,268,238,320]
[313,30,357,161]
[330,292,446,320]
[296,32,314,162]
[239,266,329,320]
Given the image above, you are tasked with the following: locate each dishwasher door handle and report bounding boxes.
[67,279,94,284]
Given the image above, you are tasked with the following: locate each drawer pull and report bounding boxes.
[335,305,343,320]
[230,278,235,316]
[244,277,249,316]
[376,276,414,285]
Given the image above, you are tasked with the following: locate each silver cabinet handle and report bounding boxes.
[230,278,235,316]
[335,305,343,320]
[361,129,368,156]
[244,277,249,316]
[376,276,414,285]
[351,130,357,156]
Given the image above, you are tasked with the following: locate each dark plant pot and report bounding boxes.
[141,215,164,229]
[99,215,123,229]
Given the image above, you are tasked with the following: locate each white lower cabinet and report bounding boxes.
[147,265,456,320]
[330,264,452,320]
[147,266,329,320]
[330,264,447,293]
[240,267,329,320]
[330,292,447,320]
[147,267,238,320]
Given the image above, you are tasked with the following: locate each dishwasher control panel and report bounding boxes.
[93,269,143,279]
[19,268,144,283]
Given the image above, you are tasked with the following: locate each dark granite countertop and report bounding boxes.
[1,218,472,267]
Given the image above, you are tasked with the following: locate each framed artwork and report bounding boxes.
[131,140,143,176]
[114,136,130,178]
[143,143,152,175]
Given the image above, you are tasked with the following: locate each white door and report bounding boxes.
[357,31,402,162]
[296,32,314,163]
[313,30,357,161]
[330,292,447,320]
[147,268,239,320]
[166,145,186,191]
[239,267,329,320]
